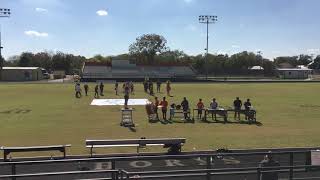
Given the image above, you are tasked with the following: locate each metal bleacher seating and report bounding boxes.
[82,60,196,79]
[82,65,112,79]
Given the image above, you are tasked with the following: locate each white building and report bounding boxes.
[277,68,312,79]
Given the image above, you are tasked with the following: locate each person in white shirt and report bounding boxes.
[210,98,218,120]
[210,98,218,109]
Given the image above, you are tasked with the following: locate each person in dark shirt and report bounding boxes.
[143,80,148,93]
[244,99,251,110]
[124,85,130,109]
[94,84,99,98]
[154,97,160,120]
[115,82,119,95]
[181,97,189,120]
[156,80,161,93]
[149,81,154,95]
[130,81,134,95]
[233,97,242,120]
[99,82,104,96]
[84,83,89,96]
[244,99,252,120]
[259,152,280,180]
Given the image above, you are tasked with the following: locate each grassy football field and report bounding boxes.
[0,82,320,155]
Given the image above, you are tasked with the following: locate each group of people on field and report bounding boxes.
[143,79,172,96]
[151,96,253,122]
[74,82,104,98]
[196,97,252,120]
[151,96,190,121]
[74,81,136,98]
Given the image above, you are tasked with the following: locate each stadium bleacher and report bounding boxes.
[81,60,196,81]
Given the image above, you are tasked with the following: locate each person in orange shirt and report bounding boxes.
[197,98,205,119]
[159,97,168,120]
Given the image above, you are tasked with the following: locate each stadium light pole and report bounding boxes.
[199,15,217,80]
[257,51,263,70]
[0,8,11,81]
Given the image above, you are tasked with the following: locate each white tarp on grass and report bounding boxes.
[91,99,151,106]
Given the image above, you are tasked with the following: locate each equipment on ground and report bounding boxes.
[120,108,135,127]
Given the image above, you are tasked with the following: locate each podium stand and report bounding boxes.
[120,108,135,127]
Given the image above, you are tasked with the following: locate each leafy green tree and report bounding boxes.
[18,52,34,67]
[274,56,298,67]
[4,55,19,66]
[129,34,168,63]
[52,52,71,73]
[297,54,312,66]
[309,55,320,69]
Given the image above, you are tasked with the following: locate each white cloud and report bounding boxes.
[231,45,240,49]
[35,7,48,13]
[307,48,320,54]
[24,30,48,37]
[96,10,108,16]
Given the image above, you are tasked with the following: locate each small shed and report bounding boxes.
[277,68,312,79]
[1,67,44,81]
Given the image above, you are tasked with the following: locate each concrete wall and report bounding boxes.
[1,68,44,81]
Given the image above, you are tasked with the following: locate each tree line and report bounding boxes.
[3,34,320,75]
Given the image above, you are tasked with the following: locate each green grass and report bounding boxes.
[1,82,320,155]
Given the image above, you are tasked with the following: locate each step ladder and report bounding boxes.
[120,108,135,127]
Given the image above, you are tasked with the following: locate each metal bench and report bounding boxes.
[1,145,71,161]
[86,138,186,156]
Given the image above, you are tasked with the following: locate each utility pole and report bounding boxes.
[0,8,11,81]
[199,15,217,80]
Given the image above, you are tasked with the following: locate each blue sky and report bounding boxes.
[0,0,320,60]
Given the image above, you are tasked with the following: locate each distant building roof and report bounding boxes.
[277,62,295,68]
[3,67,40,70]
[249,66,264,70]
[277,68,312,71]
[84,61,112,67]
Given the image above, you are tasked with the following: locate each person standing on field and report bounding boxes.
[84,83,89,96]
[94,84,99,98]
[159,97,168,120]
[233,97,242,120]
[99,82,104,96]
[166,80,171,96]
[115,81,119,95]
[154,96,160,120]
[181,97,190,120]
[75,83,82,98]
[156,79,161,93]
[244,98,252,120]
[197,99,205,119]
[124,85,130,108]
